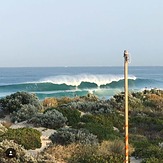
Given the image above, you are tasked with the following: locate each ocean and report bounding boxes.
[0,67,163,100]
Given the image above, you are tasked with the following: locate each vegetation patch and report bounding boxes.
[11,104,38,123]
[79,114,120,141]
[29,109,67,129]
[52,107,81,126]
[0,92,42,114]
[0,139,37,163]
[50,128,98,145]
[1,128,41,150]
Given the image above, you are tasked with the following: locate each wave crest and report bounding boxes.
[40,74,137,86]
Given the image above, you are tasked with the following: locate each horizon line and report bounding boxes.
[0,65,163,68]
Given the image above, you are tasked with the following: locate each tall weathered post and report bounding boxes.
[124,50,129,163]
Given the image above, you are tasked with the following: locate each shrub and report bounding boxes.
[112,92,145,111]
[53,107,81,126]
[57,96,74,106]
[141,157,160,163]
[0,92,42,114]
[80,93,99,102]
[70,154,108,163]
[130,134,148,146]
[70,154,125,163]
[109,140,124,155]
[11,104,38,123]
[44,143,87,162]
[50,128,98,145]
[143,94,163,112]
[0,139,37,163]
[1,128,41,150]
[0,109,5,118]
[80,114,119,141]
[43,97,58,107]
[0,123,8,136]
[131,116,163,132]
[65,100,113,114]
[133,143,163,159]
[98,140,134,158]
[30,109,67,129]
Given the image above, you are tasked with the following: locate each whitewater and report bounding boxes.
[0,67,163,99]
[40,74,137,87]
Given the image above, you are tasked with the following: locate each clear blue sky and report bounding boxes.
[0,0,163,67]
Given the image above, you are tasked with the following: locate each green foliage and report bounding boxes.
[30,109,67,129]
[141,157,162,163]
[1,128,41,150]
[11,104,38,123]
[131,116,163,132]
[52,107,81,126]
[112,92,145,111]
[130,134,148,146]
[70,154,125,163]
[143,93,163,112]
[50,128,98,145]
[68,140,125,163]
[0,139,37,163]
[80,114,120,141]
[133,143,163,160]
[105,111,124,132]
[129,111,163,145]
[0,92,42,114]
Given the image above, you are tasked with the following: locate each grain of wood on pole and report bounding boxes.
[124,50,129,163]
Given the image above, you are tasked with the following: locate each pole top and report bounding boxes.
[124,50,129,61]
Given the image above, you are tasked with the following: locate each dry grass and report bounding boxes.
[43,143,98,163]
[44,143,80,163]
[98,140,134,156]
[43,98,58,108]
[42,140,134,162]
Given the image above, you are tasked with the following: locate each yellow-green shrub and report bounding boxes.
[1,128,41,150]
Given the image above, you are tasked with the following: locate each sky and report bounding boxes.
[0,0,163,67]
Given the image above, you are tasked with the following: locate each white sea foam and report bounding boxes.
[40,74,137,86]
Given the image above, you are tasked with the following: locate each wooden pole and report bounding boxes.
[124,50,129,163]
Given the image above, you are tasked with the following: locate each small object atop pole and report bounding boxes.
[124,50,129,61]
[124,50,129,163]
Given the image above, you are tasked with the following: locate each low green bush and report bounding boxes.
[141,157,160,163]
[133,143,163,160]
[1,128,41,150]
[131,116,163,132]
[50,128,98,145]
[30,109,67,129]
[80,114,119,141]
[70,154,125,163]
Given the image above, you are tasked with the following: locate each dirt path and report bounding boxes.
[27,128,55,156]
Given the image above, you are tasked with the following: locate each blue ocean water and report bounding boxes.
[0,67,163,100]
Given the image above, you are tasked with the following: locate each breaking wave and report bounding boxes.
[0,74,161,99]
